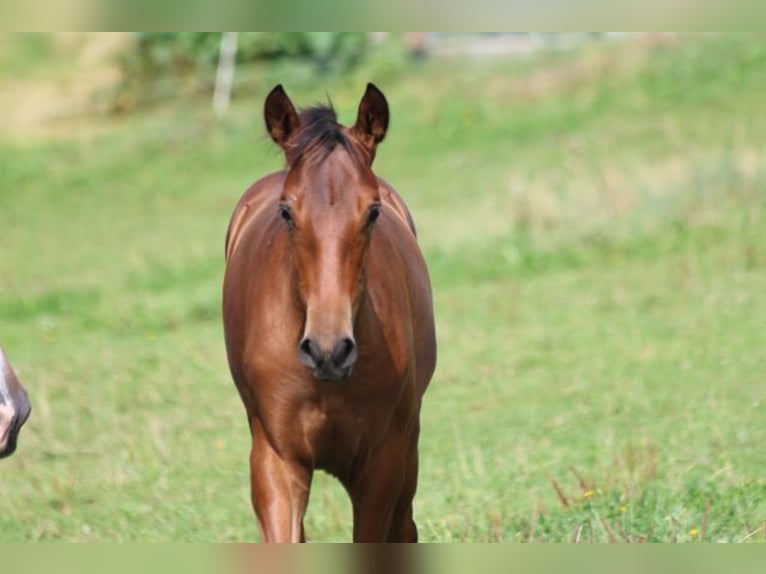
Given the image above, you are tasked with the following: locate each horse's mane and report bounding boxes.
[288,104,365,166]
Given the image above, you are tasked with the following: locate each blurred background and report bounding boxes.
[0,32,764,542]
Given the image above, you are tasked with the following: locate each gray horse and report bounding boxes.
[0,347,30,459]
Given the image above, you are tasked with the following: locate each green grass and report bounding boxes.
[1,33,765,542]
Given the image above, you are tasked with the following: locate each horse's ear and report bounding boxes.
[354,83,389,158]
[264,85,300,150]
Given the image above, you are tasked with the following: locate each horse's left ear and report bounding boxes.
[264,84,300,152]
[354,83,389,158]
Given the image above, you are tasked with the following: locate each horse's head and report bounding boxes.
[0,347,31,459]
[264,83,389,381]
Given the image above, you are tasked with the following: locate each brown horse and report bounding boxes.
[0,347,31,459]
[222,83,436,542]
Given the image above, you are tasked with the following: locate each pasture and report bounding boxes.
[0,33,765,542]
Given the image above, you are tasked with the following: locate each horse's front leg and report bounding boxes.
[351,435,411,542]
[387,440,420,542]
[249,420,312,543]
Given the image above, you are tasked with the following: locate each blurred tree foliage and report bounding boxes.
[113,33,370,111]
[122,32,369,78]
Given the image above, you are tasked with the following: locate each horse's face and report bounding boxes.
[264,84,389,381]
[282,149,381,381]
[0,348,31,459]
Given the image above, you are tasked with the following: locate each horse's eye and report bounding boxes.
[367,204,381,228]
[279,204,295,229]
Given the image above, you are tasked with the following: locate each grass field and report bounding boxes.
[1,33,765,542]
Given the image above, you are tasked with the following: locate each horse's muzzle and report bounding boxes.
[298,336,358,381]
[0,390,30,459]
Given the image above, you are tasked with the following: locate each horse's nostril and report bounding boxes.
[298,338,322,369]
[332,337,357,370]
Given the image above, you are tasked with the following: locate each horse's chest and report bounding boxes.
[300,395,369,474]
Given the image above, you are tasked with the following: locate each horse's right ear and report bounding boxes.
[264,85,300,150]
[354,83,389,160]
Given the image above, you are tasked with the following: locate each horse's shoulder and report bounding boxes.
[225,172,286,261]
[375,177,417,237]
